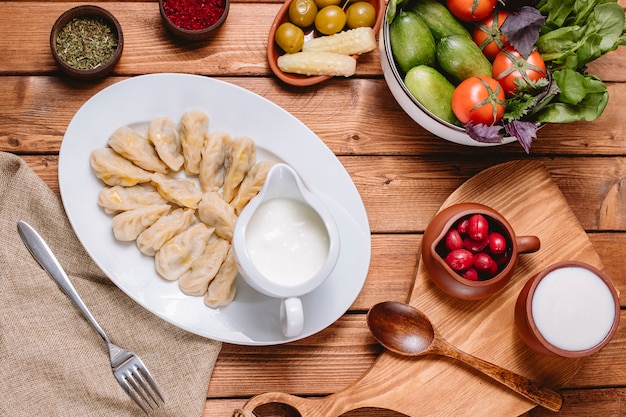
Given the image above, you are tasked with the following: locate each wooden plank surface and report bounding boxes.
[1,0,625,415]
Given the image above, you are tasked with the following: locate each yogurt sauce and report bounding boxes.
[245,197,330,286]
[532,266,616,351]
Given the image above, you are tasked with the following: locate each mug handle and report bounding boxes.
[516,235,541,254]
[281,297,304,337]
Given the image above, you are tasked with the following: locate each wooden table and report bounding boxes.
[1,1,625,415]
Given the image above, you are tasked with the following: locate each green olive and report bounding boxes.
[314,5,346,35]
[346,1,376,28]
[275,22,305,53]
[288,0,318,28]
[313,0,341,8]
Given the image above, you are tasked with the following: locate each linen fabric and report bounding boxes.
[0,153,221,417]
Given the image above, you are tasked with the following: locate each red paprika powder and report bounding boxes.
[162,0,226,31]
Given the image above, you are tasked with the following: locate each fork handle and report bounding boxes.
[17,221,111,345]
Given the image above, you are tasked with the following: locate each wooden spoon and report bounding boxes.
[366,301,563,412]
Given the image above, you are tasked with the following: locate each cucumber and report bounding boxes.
[436,34,493,83]
[404,65,459,125]
[389,11,436,73]
[410,0,471,41]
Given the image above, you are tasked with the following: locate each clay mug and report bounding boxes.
[515,260,620,358]
[421,202,541,300]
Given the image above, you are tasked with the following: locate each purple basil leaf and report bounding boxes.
[465,122,504,143]
[500,6,545,58]
[505,120,537,153]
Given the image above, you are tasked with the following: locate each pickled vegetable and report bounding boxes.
[302,27,376,55]
[275,22,305,53]
[277,51,357,76]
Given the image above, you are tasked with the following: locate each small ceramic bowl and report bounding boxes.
[421,202,541,300]
[267,0,385,87]
[159,0,229,41]
[50,5,123,80]
[515,260,620,358]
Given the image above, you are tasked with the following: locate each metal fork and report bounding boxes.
[17,220,165,414]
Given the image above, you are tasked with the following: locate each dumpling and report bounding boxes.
[136,208,196,256]
[230,161,275,215]
[98,184,168,214]
[148,116,184,172]
[178,238,230,296]
[151,172,203,209]
[178,110,208,176]
[204,246,238,308]
[155,222,214,281]
[90,148,153,187]
[197,191,238,241]
[111,204,171,241]
[199,131,233,193]
[108,126,169,174]
[222,136,256,203]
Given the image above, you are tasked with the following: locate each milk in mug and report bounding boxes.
[531,265,616,351]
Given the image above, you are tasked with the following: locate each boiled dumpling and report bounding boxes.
[230,161,275,215]
[178,110,208,176]
[199,131,233,193]
[204,246,238,308]
[198,191,238,241]
[148,116,184,172]
[90,148,153,187]
[108,126,169,174]
[98,184,168,214]
[178,238,230,296]
[111,204,171,241]
[155,223,214,281]
[151,172,203,209]
[222,136,256,203]
[136,208,196,256]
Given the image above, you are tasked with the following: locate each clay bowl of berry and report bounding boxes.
[421,202,541,300]
[267,0,385,87]
[50,5,124,80]
[159,0,229,41]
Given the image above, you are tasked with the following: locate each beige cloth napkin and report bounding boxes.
[0,153,222,417]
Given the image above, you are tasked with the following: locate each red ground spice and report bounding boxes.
[163,0,226,31]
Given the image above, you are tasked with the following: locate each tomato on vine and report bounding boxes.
[493,47,547,96]
[451,76,506,125]
[447,0,497,21]
[473,11,509,61]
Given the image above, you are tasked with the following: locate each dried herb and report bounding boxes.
[56,16,118,70]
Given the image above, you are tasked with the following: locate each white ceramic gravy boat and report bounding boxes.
[233,163,341,337]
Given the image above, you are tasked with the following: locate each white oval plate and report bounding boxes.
[58,73,371,345]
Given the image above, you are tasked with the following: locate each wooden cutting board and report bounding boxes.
[238,159,603,416]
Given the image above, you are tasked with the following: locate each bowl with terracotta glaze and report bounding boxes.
[515,260,620,358]
[421,202,541,300]
[50,5,124,80]
[159,0,229,41]
[267,0,385,87]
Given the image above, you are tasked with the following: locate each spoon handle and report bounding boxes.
[439,341,563,412]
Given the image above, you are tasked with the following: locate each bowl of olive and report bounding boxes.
[267,0,384,87]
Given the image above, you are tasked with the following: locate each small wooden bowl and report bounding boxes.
[159,0,229,41]
[50,5,123,80]
[421,202,541,300]
[267,0,385,87]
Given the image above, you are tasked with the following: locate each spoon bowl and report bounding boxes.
[366,301,563,412]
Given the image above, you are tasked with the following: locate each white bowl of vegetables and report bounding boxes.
[380,0,625,152]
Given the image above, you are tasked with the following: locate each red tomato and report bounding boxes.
[451,76,505,126]
[493,47,547,96]
[473,11,509,61]
[447,0,497,21]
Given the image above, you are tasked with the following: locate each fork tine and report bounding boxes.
[116,372,151,415]
[135,362,165,403]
